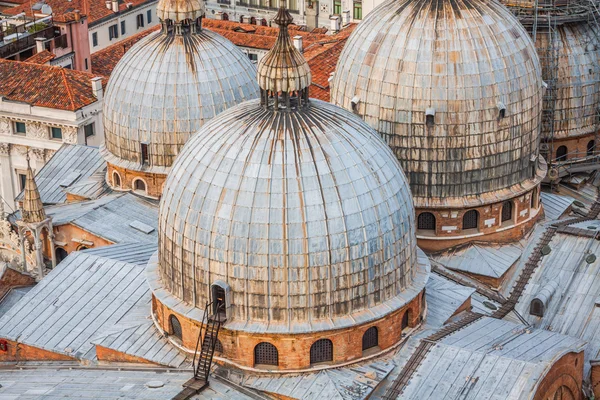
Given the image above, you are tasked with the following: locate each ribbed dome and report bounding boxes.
[158,99,421,330]
[157,0,204,22]
[101,29,260,174]
[331,0,544,205]
[530,22,599,140]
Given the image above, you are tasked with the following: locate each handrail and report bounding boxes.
[192,301,225,381]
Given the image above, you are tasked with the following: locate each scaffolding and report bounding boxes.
[504,0,600,185]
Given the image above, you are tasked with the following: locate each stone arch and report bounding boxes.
[132,178,147,194]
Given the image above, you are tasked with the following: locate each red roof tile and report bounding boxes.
[3,0,154,25]
[0,59,104,111]
[90,21,355,100]
[24,49,55,64]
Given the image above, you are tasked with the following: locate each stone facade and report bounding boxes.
[151,290,425,371]
[416,186,543,252]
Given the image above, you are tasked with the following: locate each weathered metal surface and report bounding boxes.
[157,0,204,22]
[158,97,427,330]
[82,242,158,265]
[102,23,259,173]
[541,191,575,220]
[331,0,544,205]
[435,243,522,279]
[0,252,150,361]
[424,273,475,328]
[15,144,108,205]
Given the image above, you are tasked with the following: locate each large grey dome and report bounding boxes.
[158,99,424,331]
[101,28,260,173]
[331,0,545,205]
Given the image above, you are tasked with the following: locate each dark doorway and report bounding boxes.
[212,284,226,317]
[56,247,68,263]
[501,201,512,223]
[588,140,595,156]
[401,311,409,331]
[556,145,568,161]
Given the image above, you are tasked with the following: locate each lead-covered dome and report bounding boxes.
[331,0,545,205]
[158,99,423,330]
[101,10,259,174]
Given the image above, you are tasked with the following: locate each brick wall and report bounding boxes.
[43,223,114,259]
[152,289,425,370]
[0,339,76,362]
[96,345,156,365]
[0,266,35,300]
[547,132,597,162]
[533,351,583,400]
[107,162,166,199]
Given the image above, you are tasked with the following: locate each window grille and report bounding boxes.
[530,299,544,317]
[215,339,223,353]
[463,210,478,230]
[169,315,182,340]
[310,339,333,364]
[254,342,278,366]
[417,212,436,230]
[501,201,512,222]
[362,327,378,351]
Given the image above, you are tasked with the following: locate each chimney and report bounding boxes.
[91,77,103,101]
[74,9,80,21]
[111,0,118,12]
[342,10,350,25]
[293,35,303,53]
[329,15,340,33]
[35,37,45,53]
[105,0,111,9]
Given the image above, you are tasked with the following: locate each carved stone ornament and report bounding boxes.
[0,218,35,271]
[28,122,48,140]
[0,143,9,156]
[63,126,78,143]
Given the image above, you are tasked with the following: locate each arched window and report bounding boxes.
[501,201,513,223]
[462,210,479,230]
[310,339,333,365]
[222,13,229,21]
[169,315,182,340]
[56,247,68,263]
[250,16,256,24]
[133,179,146,193]
[556,145,568,161]
[362,327,378,351]
[254,342,278,366]
[417,212,436,231]
[211,284,227,318]
[401,311,409,331]
[261,18,267,26]
[530,299,544,317]
[112,172,121,188]
[215,339,223,354]
[588,140,595,157]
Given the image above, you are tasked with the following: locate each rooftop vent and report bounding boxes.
[426,108,435,127]
[497,102,506,120]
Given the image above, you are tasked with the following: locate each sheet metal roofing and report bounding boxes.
[425,273,475,328]
[515,232,600,376]
[158,97,427,331]
[435,243,522,279]
[81,242,158,265]
[16,144,107,205]
[541,191,575,220]
[331,0,544,206]
[101,24,260,173]
[394,317,585,399]
[45,193,158,244]
[0,252,150,361]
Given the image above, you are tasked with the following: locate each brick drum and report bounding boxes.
[416,186,542,253]
[107,162,166,199]
[533,351,583,400]
[152,290,426,371]
[545,132,597,163]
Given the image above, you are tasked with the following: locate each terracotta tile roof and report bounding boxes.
[91,21,355,100]
[2,0,155,25]
[91,25,159,76]
[24,50,55,64]
[0,59,104,111]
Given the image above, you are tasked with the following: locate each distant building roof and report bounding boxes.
[91,21,354,100]
[43,193,158,244]
[15,145,107,205]
[24,49,55,65]
[2,0,156,26]
[0,60,104,111]
[395,317,586,399]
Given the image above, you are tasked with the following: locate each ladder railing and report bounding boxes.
[192,301,224,382]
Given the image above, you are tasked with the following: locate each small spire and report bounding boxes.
[21,151,46,224]
[257,0,311,109]
[157,0,205,26]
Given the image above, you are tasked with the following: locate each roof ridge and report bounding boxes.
[60,67,77,111]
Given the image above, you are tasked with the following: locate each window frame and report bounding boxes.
[108,24,119,40]
[147,9,152,24]
[50,127,63,140]
[92,32,98,47]
[137,14,145,29]
[120,20,126,35]
[14,122,26,135]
